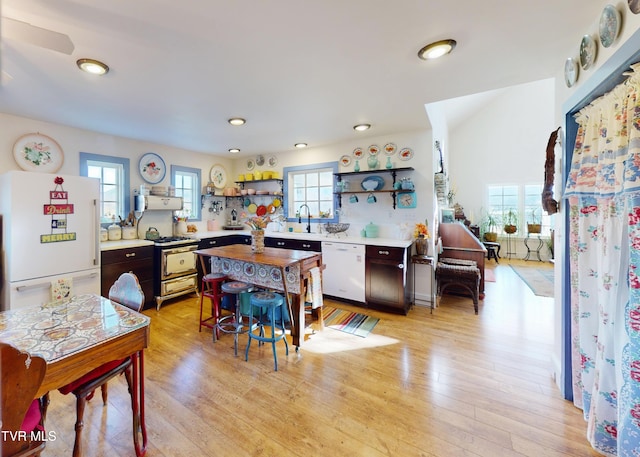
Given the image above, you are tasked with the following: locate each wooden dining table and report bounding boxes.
[0,294,150,457]
[195,244,324,349]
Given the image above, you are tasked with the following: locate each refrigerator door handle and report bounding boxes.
[93,199,100,266]
[15,272,99,292]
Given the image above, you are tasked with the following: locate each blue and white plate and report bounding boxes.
[361,176,385,191]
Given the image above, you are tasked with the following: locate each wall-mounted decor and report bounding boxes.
[599,5,621,48]
[209,164,227,189]
[13,133,64,173]
[629,0,640,14]
[255,154,265,166]
[397,191,417,209]
[353,147,364,159]
[139,152,165,184]
[246,158,255,171]
[579,34,597,70]
[398,147,414,161]
[267,155,278,167]
[565,57,579,88]
[383,143,397,155]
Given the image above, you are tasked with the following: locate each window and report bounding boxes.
[284,162,338,222]
[487,183,552,236]
[487,185,518,234]
[171,165,201,221]
[79,153,130,225]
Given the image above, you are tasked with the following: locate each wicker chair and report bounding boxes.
[435,257,481,314]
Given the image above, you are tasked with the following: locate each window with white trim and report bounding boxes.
[80,153,130,225]
[284,162,338,222]
[171,165,201,220]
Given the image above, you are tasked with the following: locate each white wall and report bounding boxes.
[0,112,234,237]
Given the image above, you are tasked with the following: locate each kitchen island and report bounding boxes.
[195,245,324,350]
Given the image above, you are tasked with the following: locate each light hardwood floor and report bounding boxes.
[41,260,601,456]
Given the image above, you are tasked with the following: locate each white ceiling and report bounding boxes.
[0,0,604,156]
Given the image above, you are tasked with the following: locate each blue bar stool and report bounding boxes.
[219,281,253,356]
[245,291,289,371]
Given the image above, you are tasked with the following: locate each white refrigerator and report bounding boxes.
[0,171,101,310]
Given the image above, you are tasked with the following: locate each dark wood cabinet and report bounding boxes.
[196,235,249,277]
[265,237,321,252]
[365,245,410,314]
[101,246,154,309]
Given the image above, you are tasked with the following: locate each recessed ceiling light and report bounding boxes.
[76,58,109,75]
[228,118,246,126]
[294,143,307,148]
[418,39,457,60]
[353,124,371,132]
[228,148,240,153]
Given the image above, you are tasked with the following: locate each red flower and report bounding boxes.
[604,424,617,438]
[54,176,64,185]
[631,404,640,420]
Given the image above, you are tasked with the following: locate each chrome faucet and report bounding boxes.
[298,204,311,233]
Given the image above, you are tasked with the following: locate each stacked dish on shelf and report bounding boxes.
[151,185,167,196]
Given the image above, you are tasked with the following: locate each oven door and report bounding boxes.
[161,273,198,296]
[162,246,197,279]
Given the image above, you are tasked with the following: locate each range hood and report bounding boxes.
[135,195,183,212]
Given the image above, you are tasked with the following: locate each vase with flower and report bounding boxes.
[242,212,271,253]
[414,219,431,256]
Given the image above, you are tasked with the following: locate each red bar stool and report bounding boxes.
[199,272,228,341]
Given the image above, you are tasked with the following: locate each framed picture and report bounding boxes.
[440,208,455,223]
[139,152,166,184]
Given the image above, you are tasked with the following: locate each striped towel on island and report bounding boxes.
[305,267,323,309]
[51,278,73,303]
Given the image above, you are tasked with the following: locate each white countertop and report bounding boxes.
[100,239,155,251]
[193,229,414,249]
[100,230,414,251]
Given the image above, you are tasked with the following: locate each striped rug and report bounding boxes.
[323,307,379,338]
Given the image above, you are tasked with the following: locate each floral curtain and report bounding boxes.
[564,68,640,456]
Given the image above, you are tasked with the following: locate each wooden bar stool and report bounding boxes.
[199,273,228,341]
[245,291,289,371]
[219,281,253,356]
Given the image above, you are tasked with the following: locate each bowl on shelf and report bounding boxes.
[324,223,350,234]
[240,189,248,196]
[247,188,257,195]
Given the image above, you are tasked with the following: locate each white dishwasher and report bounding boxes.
[321,241,366,303]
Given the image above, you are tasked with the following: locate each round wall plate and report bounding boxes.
[579,35,597,70]
[564,57,579,88]
[13,133,64,173]
[209,164,227,189]
[139,152,166,184]
[599,5,621,48]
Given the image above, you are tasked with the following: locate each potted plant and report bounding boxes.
[503,209,518,235]
[527,208,542,234]
[480,210,499,242]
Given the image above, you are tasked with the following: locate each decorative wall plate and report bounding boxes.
[579,34,597,70]
[267,155,278,167]
[139,152,166,184]
[361,176,385,191]
[599,5,621,48]
[368,145,380,156]
[353,147,364,158]
[629,0,640,14]
[13,133,64,173]
[256,154,265,166]
[564,57,579,88]
[209,164,228,189]
[398,147,414,161]
[340,155,352,167]
[246,158,255,170]
[383,143,397,155]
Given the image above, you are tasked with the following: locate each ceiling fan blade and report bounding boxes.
[2,17,74,55]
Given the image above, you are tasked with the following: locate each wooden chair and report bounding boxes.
[58,272,145,457]
[0,342,47,457]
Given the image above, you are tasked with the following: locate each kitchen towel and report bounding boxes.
[51,278,73,303]
[305,267,323,310]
